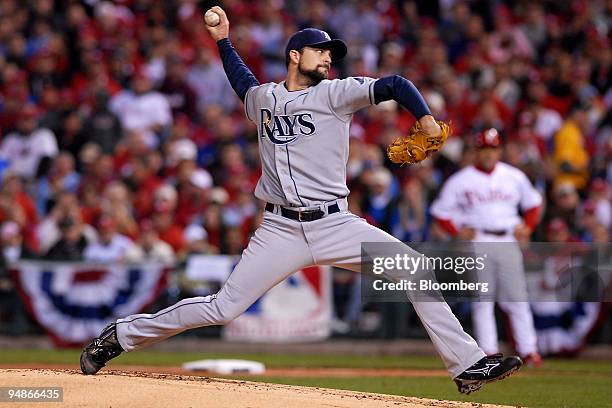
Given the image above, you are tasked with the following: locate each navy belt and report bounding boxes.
[265,202,340,222]
[482,229,507,236]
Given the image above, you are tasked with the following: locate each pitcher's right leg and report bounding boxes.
[115,211,314,352]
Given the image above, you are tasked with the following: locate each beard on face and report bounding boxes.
[298,62,329,84]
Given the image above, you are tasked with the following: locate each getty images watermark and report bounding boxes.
[371,252,489,293]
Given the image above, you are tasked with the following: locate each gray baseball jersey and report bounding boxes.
[244,77,376,207]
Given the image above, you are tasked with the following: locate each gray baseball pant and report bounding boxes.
[116,208,485,378]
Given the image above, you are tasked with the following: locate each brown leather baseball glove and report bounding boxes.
[387,120,451,165]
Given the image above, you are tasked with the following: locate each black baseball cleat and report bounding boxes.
[80,323,124,375]
[454,353,523,394]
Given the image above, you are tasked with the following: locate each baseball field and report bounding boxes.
[1,347,610,408]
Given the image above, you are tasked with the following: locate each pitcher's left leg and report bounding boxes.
[304,212,485,378]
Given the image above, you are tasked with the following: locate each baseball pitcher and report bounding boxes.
[80,7,523,394]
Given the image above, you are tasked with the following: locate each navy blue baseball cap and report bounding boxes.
[285,28,347,65]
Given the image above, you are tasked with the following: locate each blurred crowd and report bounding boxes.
[0,0,610,269]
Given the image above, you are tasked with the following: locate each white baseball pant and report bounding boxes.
[471,236,538,356]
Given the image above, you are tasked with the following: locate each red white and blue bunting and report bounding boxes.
[11,260,169,347]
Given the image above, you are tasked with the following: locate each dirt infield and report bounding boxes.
[0,369,512,408]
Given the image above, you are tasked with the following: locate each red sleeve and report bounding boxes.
[18,193,38,223]
[522,206,540,230]
[434,217,459,237]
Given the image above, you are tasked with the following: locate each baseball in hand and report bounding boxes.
[204,9,220,27]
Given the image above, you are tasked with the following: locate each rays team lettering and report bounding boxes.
[260,109,316,145]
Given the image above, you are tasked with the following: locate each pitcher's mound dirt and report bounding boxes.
[0,369,511,408]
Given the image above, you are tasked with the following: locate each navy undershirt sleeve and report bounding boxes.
[373,75,431,119]
[216,38,260,102]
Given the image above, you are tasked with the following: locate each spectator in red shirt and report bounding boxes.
[151,184,185,254]
[0,174,39,250]
[123,155,163,220]
[201,201,224,250]
[175,166,213,227]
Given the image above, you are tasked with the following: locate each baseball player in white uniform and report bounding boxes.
[80,7,523,393]
[431,128,543,366]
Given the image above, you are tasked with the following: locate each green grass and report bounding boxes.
[1,349,610,408]
[0,349,447,369]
